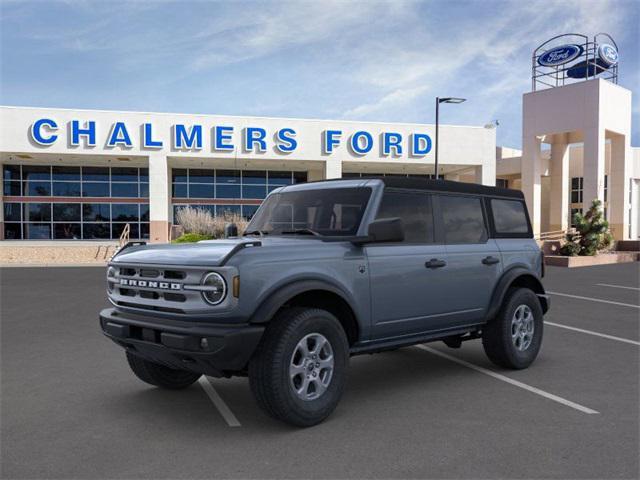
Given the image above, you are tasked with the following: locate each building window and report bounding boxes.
[496,179,509,189]
[171,168,307,220]
[570,177,583,203]
[2,164,149,240]
[342,172,444,180]
[570,208,583,228]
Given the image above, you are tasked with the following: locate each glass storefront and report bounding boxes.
[172,168,307,220]
[342,172,443,179]
[2,164,149,240]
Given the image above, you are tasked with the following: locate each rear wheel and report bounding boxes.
[482,288,543,369]
[249,307,349,427]
[126,351,201,389]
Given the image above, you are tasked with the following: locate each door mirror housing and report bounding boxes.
[363,217,404,243]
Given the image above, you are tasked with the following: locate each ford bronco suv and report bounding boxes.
[100,177,549,427]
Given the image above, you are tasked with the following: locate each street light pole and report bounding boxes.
[435,97,440,180]
[434,96,466,179]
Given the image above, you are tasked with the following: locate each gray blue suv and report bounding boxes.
[100,177,549,426]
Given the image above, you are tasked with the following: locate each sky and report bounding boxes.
[1,0,638,148]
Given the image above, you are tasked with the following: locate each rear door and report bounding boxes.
[365,189,451,340]
[434,194,502,326]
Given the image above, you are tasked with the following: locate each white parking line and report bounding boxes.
[596,283,640,292]
[416,345,599,415]
[198,376,241,427]
[547,291,640,309]
[545,321,640,346]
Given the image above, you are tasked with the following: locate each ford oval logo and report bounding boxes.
[538,44,583,67]
[598,44,618,66]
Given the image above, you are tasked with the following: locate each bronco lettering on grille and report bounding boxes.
[119,279,182,290]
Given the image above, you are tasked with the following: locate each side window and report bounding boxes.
[439,195,487,244]
[375,190,434,243]
[491,199,530,235]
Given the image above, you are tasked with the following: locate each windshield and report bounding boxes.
[245,187,372,237]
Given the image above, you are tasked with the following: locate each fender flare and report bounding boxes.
[248,279,356,325]
[485,267,548,322]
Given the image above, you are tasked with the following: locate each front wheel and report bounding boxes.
[482,288,543,369]
[249,307,349,427]
[126,351,201,389]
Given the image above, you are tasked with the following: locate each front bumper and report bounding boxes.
[99,308,264,377]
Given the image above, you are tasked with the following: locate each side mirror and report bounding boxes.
[365,217,404,243]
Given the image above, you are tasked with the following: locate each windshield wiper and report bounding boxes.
[280,228,322,237]
[243,230,269,236]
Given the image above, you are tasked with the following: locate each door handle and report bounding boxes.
[482,256,500,265]
[425,258,447,269]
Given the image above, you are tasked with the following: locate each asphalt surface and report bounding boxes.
[1,263,639,479]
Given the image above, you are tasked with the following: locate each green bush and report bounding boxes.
[559,199,613,256]
[172,233,214,243]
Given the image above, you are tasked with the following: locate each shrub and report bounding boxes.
[174,206,249,239]
[559,199,613,256]
[172,233,214,243]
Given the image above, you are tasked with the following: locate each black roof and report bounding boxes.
[362,176,525,199]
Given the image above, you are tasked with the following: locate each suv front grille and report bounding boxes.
[108,264,213,315]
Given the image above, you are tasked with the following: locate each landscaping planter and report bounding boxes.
[545,252,639,268]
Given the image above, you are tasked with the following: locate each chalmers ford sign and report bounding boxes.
[29,118,434,157]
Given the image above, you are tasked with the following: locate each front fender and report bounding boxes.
[248,277,357,325]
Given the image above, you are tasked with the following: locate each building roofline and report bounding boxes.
[0,105,489,130]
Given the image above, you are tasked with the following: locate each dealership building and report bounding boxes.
[0,34,638,244]
[0,107,496,243]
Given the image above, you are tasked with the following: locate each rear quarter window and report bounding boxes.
[439,195,487,244]
[491,199,530,235]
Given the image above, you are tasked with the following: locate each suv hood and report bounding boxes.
[111,237,323,267]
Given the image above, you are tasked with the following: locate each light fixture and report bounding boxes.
[435,96,467,179]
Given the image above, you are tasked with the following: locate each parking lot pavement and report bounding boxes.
[1,264,638,479]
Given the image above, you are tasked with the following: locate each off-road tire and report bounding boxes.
[126,351,201,389]
[249,307,349,427]
[482,287,543,369]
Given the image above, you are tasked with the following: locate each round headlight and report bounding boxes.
[107,266,116,293]
[201,272,227,305]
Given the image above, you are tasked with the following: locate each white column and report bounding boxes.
[549,135,570,232]
[474,163,496,186]
[609,134,631,240]
[148,153,170,243]
[324,159,342,179]
[582,126,606,211]
[522,135,543,237]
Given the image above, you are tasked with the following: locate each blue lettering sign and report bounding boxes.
[275,128,297,153]
[143,123,163,148]
[214,126,234,151]
[383,132,403,156]
[350,131,373,155]
[323,130,342,154]
[107,122,132,148]
[30,118,58,145]
[173,124,202,149]
[244,127,267,152]
[71,120,96,147]
[411,133,432,156]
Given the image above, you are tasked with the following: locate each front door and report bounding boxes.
[365,189,452,340]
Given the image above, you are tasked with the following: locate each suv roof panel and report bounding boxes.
[292,177,524,199]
